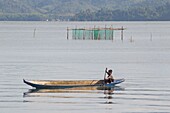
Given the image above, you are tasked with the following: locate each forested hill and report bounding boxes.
[0,0,170,21]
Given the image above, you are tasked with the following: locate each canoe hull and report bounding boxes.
[23,79,125,89]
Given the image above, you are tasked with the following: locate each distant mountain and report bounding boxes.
[0,0,170,21]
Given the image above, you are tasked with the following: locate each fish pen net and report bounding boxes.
[72,29,114,40]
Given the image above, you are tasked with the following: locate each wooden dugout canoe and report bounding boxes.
[23,79,125,89]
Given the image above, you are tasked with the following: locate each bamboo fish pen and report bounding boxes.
[67,26,125,41]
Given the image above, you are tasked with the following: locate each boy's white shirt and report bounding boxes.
[105,74,113,79]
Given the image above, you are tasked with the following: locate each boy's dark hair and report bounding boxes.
[108,69,112,73]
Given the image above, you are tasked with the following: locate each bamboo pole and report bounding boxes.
[67,27,69,40]
[91,30,93,40]
[111,25,114,41]
[75,26,77,40]
[105,25,106,40]
[150,33,152,41]
[121,26,124,41]
[83,30,86,40]
[33,28,36,38]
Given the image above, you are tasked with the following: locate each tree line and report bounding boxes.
[71,3,170,21]
[0,0,170,21]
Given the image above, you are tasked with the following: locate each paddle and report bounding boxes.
[103,68,107,84]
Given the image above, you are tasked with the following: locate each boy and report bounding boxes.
[105,69,114,83]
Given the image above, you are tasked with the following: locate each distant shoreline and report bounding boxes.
[0,20,170,22]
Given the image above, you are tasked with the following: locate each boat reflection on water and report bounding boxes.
[104,88,115,104]
[24,86,100,97]
[23,86,124,98]
[23,86,124,105]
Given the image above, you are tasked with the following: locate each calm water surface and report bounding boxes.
[0,21,170,113]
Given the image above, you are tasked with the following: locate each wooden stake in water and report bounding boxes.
[111,25,114,41]
[67,27,69,40]
[105,25,106,40]
[121,26,124,41]
[33,28,36,38]
[150,33,152,41]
